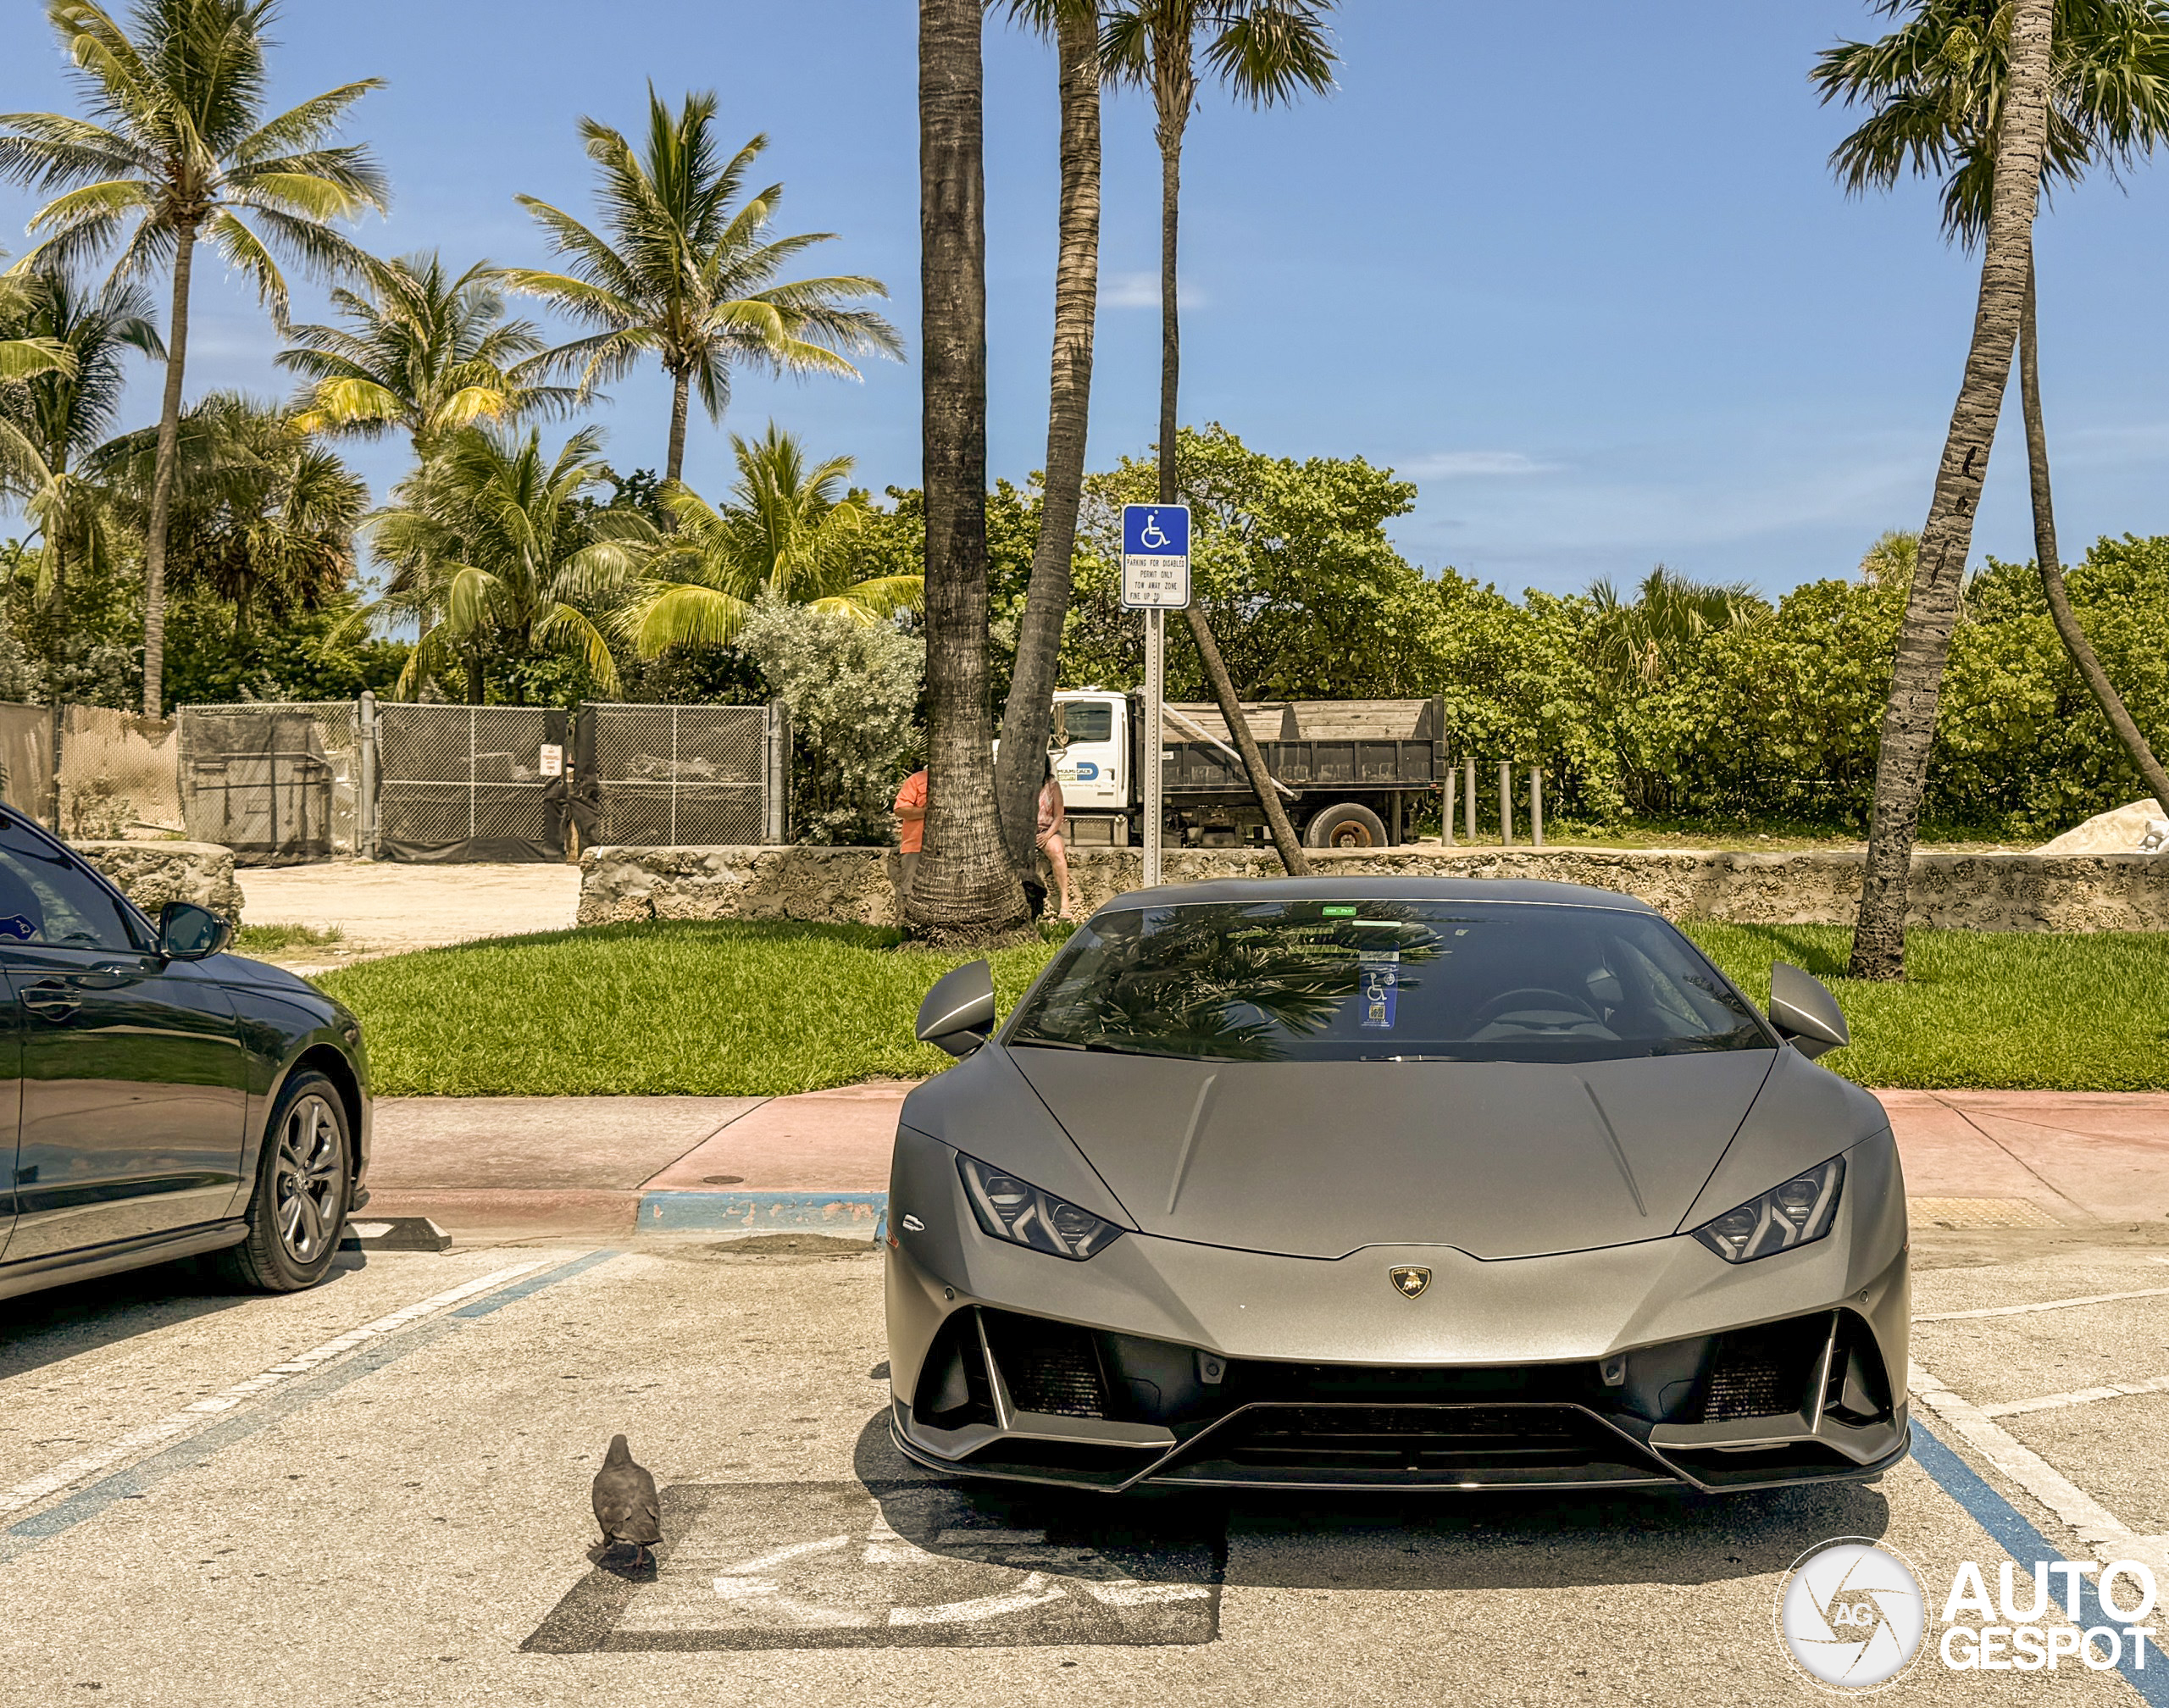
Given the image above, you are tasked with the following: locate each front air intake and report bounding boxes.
[983,1312,1109,1418]
[1698,1316,1830,1422]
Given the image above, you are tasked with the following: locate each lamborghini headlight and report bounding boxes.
[957,1155,1123,1261]
[1693,1156,1845,1262]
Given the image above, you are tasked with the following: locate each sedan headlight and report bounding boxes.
[1692,1157,1845,1262]
[957,1155,1123,1261]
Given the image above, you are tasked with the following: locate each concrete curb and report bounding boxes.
[635,1190,889,1240]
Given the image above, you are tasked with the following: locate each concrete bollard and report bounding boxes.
[1531,766,1545,847]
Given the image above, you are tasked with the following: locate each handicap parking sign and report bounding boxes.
[1121,505,1190,610]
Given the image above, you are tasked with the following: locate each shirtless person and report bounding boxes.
[1036,753,1075,922]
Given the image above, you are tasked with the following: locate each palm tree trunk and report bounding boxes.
[1153,47,1187,511]
[141,222,197,718]
[665,368,691,488]
[1848,0,2055,981]
[908,0,1027,942]
[996,8,1101,868]
[1151,44,1307,877]
[2019,247,2169,816]
[467,653,485,704]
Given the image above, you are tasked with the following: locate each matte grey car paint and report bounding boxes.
[1003,1051,1780,1261]
[885,877,1910,1494]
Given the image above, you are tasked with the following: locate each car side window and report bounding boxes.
[0,816,146,952]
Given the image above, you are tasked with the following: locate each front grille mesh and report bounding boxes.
[1011,1341,1105,1417]
[1218,1404,1639,1476]
[985,1314,1108,1418]
[1703,1357,1792,1422]
[1697,1317,1832,1422]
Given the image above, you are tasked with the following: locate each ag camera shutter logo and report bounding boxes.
[1776,1538,1928,1690]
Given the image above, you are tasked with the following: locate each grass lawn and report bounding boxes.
[315,918,2169,1098]
[234,922,345,953]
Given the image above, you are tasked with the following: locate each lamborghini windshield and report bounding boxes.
[1007,900,1772,1064]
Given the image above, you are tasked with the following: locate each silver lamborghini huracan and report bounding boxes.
[884,879,1908,1494]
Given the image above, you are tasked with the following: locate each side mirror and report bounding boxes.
[1769,962,1848,1059]
[917,959,996,1058]
[158,901,232,962]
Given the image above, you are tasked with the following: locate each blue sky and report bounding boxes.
[6,0,2169,598]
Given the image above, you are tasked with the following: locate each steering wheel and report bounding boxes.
[1470,986,1599,1025]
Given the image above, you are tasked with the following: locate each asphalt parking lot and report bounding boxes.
[1,1223,2166,1705]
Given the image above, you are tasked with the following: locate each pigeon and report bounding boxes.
[591,1434,662,1570]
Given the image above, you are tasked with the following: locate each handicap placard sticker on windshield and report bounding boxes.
[1358,951,1399,1029]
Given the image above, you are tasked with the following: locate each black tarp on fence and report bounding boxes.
[569,702,785,848]
[374,703,569,862]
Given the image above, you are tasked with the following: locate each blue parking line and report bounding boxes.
[1910,1419,2169,1705]
[635,1189,886,1236]
[452,1246,619,1316]
[0,1250,619,1565]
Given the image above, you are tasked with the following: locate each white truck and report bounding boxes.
[1046,690,1448,851]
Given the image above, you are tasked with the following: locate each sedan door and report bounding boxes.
[0,977,18,1260]
[0,814,248,1263]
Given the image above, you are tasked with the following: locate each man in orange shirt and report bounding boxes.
[893,766,928,902]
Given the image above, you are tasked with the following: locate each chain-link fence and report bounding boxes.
[373,702,570,862]
[0,694,792,861]
[177,701,361,863]
[571,701,787,847]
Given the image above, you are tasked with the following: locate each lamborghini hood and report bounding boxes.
[1007,1048,1778,1261]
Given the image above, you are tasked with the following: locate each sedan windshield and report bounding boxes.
[1007,900,1772,1064]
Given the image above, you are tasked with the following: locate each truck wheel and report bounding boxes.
[1303,802,1389,849]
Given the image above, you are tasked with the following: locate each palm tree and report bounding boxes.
[914,0,1029,940]
[1588,567,1770,695]
[0,260,79,381]
[95,391,366,632]
[368,424,637,703]
[0,0,387,717]
[506,89,904,486]
[1101,0,1338,877]
[991,1,1104,872]
[279,252,574,457]
[1807,0,2059,979]
[620,424,921,657]
[1817,0,2169,860]
[0,260,159,819]
[1858,528,1920,587]
[0,263,161,613]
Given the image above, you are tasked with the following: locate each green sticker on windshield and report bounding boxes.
[1321,905,1357,916]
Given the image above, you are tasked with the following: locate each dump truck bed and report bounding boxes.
[1158,696,1445,796]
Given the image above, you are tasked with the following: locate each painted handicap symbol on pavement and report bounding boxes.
[524,1481,1223,1651]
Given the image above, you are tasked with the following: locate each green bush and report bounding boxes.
[735,593,924,845]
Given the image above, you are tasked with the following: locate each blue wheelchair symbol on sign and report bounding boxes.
[1121,503,1191,609]
[1123,505,1190,558]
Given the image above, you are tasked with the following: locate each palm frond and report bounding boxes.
[231,80,386,163]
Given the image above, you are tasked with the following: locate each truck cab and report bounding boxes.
[1050,690,1130,846]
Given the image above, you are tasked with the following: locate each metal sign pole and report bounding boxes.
[1144,607,1164,888]
[1121,502,1189,893]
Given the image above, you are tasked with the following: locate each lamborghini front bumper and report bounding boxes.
[883,1125,1910,1495]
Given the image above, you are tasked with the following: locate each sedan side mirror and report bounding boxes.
[917,959,996,1058]
[158,901,232,962]
[1769,962,1849,1059]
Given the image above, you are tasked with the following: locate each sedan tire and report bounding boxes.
[219,1071,352,1294]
